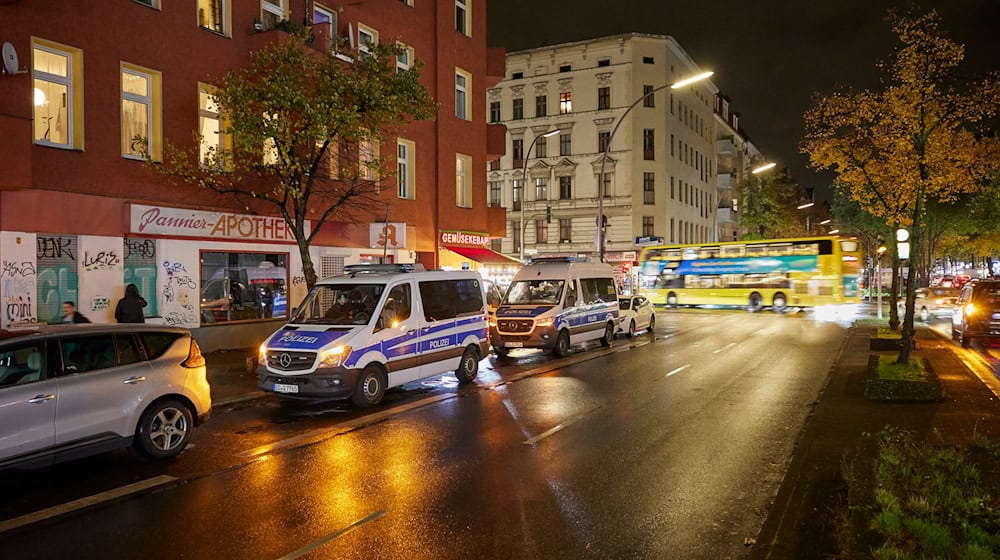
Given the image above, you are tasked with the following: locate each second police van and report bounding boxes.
[257,264,489,407]
[490,258,620,358]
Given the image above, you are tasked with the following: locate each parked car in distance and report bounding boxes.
[0,325,211,470]
[898,287,960,322]
[617,295,655,338]
[951,280,1000,348]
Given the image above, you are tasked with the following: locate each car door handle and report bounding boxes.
[28,394,55,404]
[407,329,416,335]
[123,376,147,385]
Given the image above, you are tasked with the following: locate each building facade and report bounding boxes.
[713,94,761,242]
[0,0,506,350]
[488,33,720,273]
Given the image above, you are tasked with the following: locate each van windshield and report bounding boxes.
[291,284,385,325]
[504,280,565,305]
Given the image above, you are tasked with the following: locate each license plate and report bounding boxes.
[274,383,299,394]
[506,342,524,348]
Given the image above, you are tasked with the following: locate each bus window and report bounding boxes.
[682,248,700,260]
[769,243,793,256]
[665,249,682,260]
[721,245,745,257]
[746,245,767,256]
[698,247,720,259]
[840,240,858,253]
[792,243,819,256]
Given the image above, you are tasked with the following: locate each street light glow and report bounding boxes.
[671,71,714,89]
[819,219,831,225]
[797,202,815,210]
[542,128,561,138]
[828,229,840,234]
[751,162,776,174]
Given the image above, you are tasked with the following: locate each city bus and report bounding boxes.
[637,236,861,311]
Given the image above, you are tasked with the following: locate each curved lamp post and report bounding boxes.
[519,128,561,261]
[596,71,714,263]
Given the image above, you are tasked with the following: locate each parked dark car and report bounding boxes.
[951,280,1000,348]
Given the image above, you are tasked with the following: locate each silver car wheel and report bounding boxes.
[149,407,189,452]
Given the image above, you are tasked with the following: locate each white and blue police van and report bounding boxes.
[257,264,490,407]
[489,258,619,358]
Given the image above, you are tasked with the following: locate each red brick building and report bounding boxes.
[0,0,506,349]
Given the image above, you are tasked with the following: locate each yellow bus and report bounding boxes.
[637,236,861,311]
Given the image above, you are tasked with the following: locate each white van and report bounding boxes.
[489,258,619,358]
[257,264,489,407]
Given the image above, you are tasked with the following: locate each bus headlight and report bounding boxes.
[320,345,352,367]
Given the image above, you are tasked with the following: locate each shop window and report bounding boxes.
[32,40,83,149]
[200,252,288,324]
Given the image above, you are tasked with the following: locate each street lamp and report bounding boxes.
[751,162,776,174]
[597,71,714,262]
[796,202,815,210]
[519,128,561,261]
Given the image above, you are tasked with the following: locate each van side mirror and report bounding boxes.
[290,307,298,319]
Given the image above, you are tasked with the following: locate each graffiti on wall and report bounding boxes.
[158,253,199,329]
[124,238,158,317]
[1,232,39,328]
[33,234,77,325]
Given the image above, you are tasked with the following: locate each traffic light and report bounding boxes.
[546,205,552,224]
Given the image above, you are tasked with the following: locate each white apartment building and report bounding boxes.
[714,94,762,242]
[487,33,720,267]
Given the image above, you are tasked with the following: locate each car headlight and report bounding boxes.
[258,343,267,365]
[965,303,975,316]
[535,318,555,328]
[489,316,497,327]
[320,345,352,368]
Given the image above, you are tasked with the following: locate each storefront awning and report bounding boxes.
[444,246,521,266]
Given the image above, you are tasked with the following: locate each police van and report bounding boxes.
[489,258,619,358]
[257,264,489,407]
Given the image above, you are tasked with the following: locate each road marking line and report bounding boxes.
[664,364,691,378]
[523,404,604,445]
[236,394,455,458]
[277,510,386,560]
[713,342,737,354]
[0,475,178,534]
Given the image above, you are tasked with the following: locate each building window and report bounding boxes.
[597,86,610,110]
[642,129,654,160]
[670,176,675,199]
[670,218,675,242]
[512,97,524,120]
[200,251,288,323]
[559,218,572,243]
[597,58,610,67]
[511,220,521,251]
[490,238,503,252]
[643,84,655,107]
[397,139,415,199]
[599,172,611,198]
[197,0,228,34]
[535,219,548,244]
[455,0,470,36]
[121,65,158,160]
[489,101,501,123]
[512,71,523,80]
[358,24,378,60]
[535,95,547,117]
[396,43,413,72]
[260,0,285,31]
[670,134,675,157]
[456,153,471,208]
[642,216,654,237]
[559,64,572,73]
[512,138,524,167]
[559,175,572,199]
[32,42,81,149]
[559,92,572,114]
[512,179,523,211]
[489,180,502,207]
[534,177,548,201]
[312,5,337,52]
[559,133,571,156]
[643,172,655,204]
[598,131,611,153]
[359,137,377,182]
[642,56,654,64]
[198,85,227,169]
[535,136,547,158]
[455,68,471,120]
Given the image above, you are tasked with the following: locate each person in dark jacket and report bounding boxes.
[115,283,148,323]
[61,301,91,324]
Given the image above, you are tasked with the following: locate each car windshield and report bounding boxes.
[929,288,958,297]
[504,280,565,305]
[619,298,632,311]
[291,283,385,325]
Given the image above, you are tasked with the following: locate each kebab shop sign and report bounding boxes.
[130,204,309,242]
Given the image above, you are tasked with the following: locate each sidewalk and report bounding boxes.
[750,323,1000,559]
[204,348,264,406]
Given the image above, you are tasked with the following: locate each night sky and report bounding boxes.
[487,1,1000,201]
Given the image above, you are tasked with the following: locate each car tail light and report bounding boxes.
[182,338,207,368]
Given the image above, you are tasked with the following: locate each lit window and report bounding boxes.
[32,42,79,149]
[201,252,288,323]
[455,68,471,120]
[456,153,472,208]
[534,177,548,201]
[261,0,285,31]
[197,0,228,35]
[397,139,415,199]
[121,66,156,160]
[559,91,572,114]
[198,85,226,169]
[456,0,470,36]
[396,43,413,72]
[313,5,337,52]
[360,137,377,182]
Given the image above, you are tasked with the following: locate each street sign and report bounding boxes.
[898,242,910,260]
[635,236,663,246]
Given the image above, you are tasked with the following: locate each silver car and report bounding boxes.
[0,325,211,469]
[898,287,960,322]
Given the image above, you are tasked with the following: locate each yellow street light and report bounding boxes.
[751,162,776,174]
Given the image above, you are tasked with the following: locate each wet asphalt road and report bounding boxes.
[0,308,855,559]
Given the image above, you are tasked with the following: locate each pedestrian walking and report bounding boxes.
[61,301,91,324]
[115,283,148,323]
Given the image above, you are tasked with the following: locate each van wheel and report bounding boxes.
[600,322,614,347]
[135,399,193,460]
[352,365,386,408]
[748,293,763,312]
[667,292,678,308]
[960,332,971,349]
[493,345,509,358]
[553,330,571,358]
[772,292,787,313]
[648,314,655,335]
[455,346,480,384]
[627,320,636,338]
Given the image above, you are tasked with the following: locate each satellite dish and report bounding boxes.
[2,42,19,75]
[347,23,355,50]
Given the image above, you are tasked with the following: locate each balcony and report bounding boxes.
[717,138,734,156]
[717,208,733,223]
[717,173,733,189]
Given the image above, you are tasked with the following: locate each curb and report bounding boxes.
[212,391,269,408]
